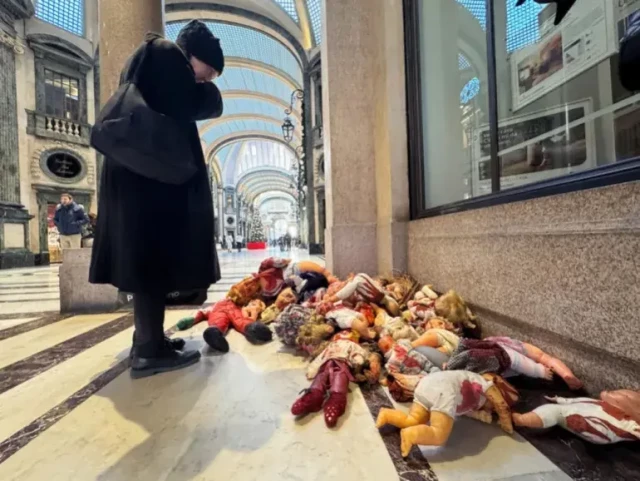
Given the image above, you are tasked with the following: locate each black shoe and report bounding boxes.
[203,327,230,352]
[245,322,273,344]
[130,335,186,359]
[130,348,201,379]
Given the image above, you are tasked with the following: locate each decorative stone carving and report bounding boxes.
[0,30,24,54]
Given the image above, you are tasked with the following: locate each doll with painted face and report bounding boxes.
[325,273,400,316]
[376,370,514,457]
[513,390,640,444]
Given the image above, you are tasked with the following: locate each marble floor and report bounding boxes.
[0,250,633,480]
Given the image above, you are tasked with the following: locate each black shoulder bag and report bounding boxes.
[90,40,198,184]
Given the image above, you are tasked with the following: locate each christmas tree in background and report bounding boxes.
[248,210,266,242]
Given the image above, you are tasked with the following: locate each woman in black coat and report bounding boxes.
[90,21,224,378]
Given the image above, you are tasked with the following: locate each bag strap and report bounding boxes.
[120,38,155,86]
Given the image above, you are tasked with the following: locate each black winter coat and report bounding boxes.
[90,34,223,293]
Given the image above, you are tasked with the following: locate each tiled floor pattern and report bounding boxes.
[0,249,627,480]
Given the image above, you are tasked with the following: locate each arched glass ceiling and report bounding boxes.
[166,21,302,82]
[273,0,299,24]
[255,191,296,206]
[201,119,289,146]
[223,98,288,121]
[236,141,294,178]
[239,175,295,198]
[217,68,298,106]
[459,54,471,71]
[35,0,85,37]
[261,198,294,213]
[307,0,323,46]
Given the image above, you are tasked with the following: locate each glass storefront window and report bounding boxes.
[487,0,640,195]
[408,0,640,214]
[417,0,491,209]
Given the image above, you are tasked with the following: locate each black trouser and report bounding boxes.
[133,291,166,357]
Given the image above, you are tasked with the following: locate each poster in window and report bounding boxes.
[617,0,640,44]
[510,0,617,111]
[471,100,596,195]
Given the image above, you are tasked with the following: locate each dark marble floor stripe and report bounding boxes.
[0,326,178,466]
[360,386,438,481]
[0,285,58,291]
[0,313,72,341]
[0,314,132,396]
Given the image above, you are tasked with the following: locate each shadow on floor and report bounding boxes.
[95,348,302,481]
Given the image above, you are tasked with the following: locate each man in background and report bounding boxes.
[54,193,88,250]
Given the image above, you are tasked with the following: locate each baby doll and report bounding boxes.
[294,339,382,427]
[378,335,440,377]
[411,318,460,355]
[177,298,271,353]
[513,390,640,444]
[373,305,418,341]
[326,273,400,316]
[325,304,376,340]
[447,337,582,389]
[285,260,339,284]
[296,313,335,357]
[376,370,514,457]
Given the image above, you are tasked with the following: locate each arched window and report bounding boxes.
[35,0,85,37]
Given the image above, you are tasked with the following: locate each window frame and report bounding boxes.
[403,0,640,220]
[34,0,86,38]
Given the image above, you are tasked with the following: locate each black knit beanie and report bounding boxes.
[176,20,225,74]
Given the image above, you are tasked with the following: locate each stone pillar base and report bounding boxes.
[59,248,119,313]
[326,224,377,278]
[0,202,35,269]
[0,250,35,269]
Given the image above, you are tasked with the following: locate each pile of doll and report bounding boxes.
[177,257,640,452]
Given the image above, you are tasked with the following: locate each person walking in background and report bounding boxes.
[90,20,225,378]
[236,234,243,253]
[226,233,234,254]
[54,193,88,250]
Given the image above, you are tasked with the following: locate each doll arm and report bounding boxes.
[485,386,513,434]
[522,342,582,390]
[544,396,594,405]
[513,403,565,429]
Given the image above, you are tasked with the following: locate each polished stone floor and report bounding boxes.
[0,250,629,480]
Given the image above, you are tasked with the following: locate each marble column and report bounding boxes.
[99,0,164,104]
[322,0,409,277]
[0,1,35,268]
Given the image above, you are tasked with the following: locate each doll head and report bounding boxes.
[242,299,266,321]
[425,317,455,331]
[275,287,297,310]
[434,290,477,330]
[378,335,395,354]
[259,304,280,324]
[600,390,640,423]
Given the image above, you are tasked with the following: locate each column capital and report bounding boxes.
[0,0,34,31]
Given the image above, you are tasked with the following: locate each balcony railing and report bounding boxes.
[26,110,91,146]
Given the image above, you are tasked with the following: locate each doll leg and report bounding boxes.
[324,360,353,427]
[485,386,514,434]
[400,412,454,456]
[503,347,553,380]
[292,364,330,417]
[512,412,545,428]
[203,310,231,352]
[376,403,430,429]
[229,308,272,344]
[522,343,582,389]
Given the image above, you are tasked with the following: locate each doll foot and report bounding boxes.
[291,388,326,417]
[324,391,348,427]
[203,327,230,352]
[400,429,415,458]
[245,322,273,344]
[376,408,392,429]
[543,368,554,381]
